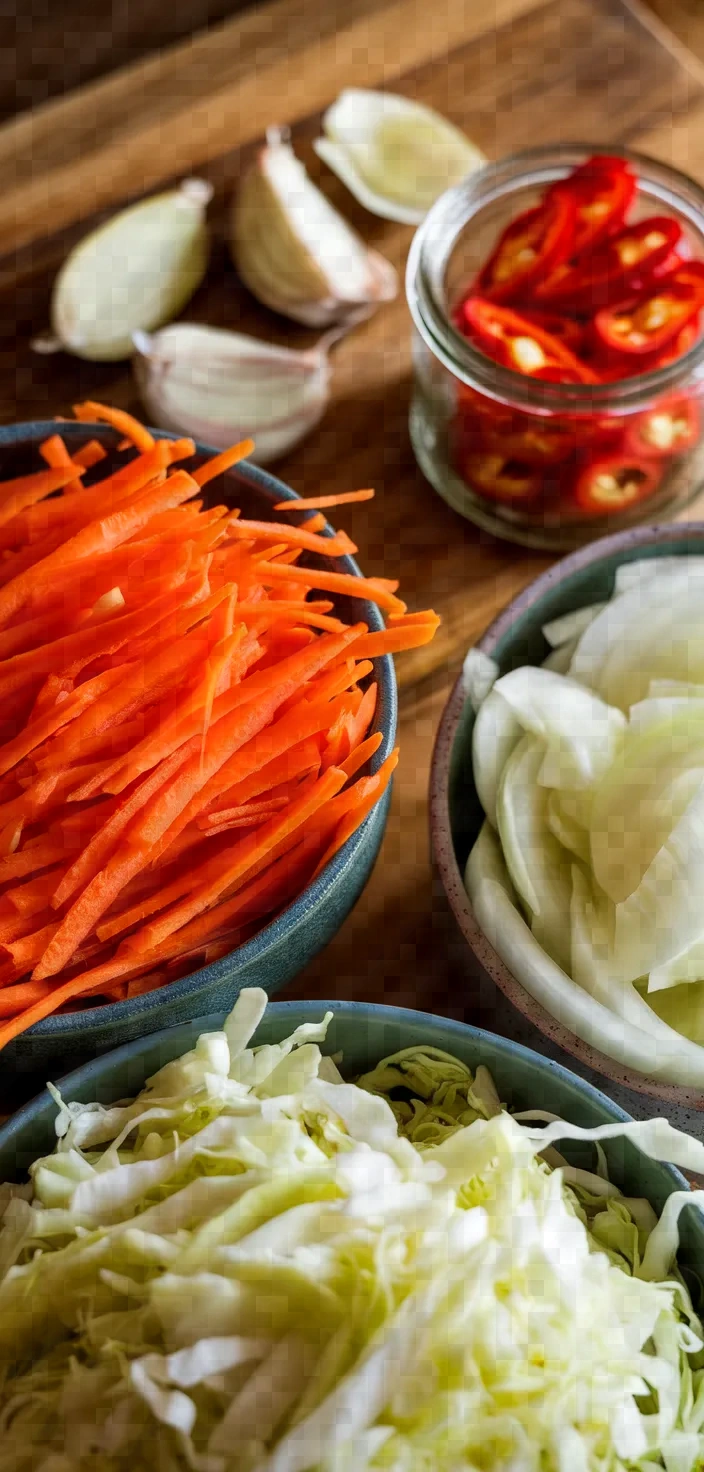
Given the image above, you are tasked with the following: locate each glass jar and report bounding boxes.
[406,144,704,550]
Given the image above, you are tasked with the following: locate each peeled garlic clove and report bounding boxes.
[315,90,486,225]
[231,129,397,327]
[133,322,331,464]
[49,179,212,362]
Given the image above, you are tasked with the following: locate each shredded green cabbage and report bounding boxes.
[1,989,704,1471]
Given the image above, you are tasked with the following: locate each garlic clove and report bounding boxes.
[314,90,486,225]
[133,322,331,464]
[231,129,397,327]
[49,179,213,362]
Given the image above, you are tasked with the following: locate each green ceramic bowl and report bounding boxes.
[0,1000,701,1285]
[0,423,397,1084]
[430,522,704,1110]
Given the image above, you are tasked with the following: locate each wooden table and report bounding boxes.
[1,0,704,1120]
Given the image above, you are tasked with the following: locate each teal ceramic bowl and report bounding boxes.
[430,522,704,1110]
[0,423,397,1082]
[1,999,701,1285]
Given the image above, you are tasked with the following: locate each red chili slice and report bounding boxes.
[625,395,700,458]
[463,299,598,383]
[518,309,585,354]
[594,316,701,381]
[537,216,682,312]
[572,454,662,515]
[547,155,636,256]
[474,191,575,304]
[459,451,543,504]
[594,261,704,357]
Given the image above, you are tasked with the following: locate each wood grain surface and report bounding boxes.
[1,0,703,1075]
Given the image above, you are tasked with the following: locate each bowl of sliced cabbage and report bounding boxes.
[431,522,704,1105]
[3,985,704,1471]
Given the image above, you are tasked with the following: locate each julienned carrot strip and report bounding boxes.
[312,749,399,878]
[255,559,406,614]
[199,736,322,820]
[0,979,53,1017]
[0,440,190,559]
[225,518,357,559]
[0,664,130,778]
[349,618,441,658]
[73,440,107,470]
[51,739,201,910]
[0,576,207,702]
[273,489,375,511]
[191,441,254,487]
[132,630,364,849]
[80,626,259,798]
[0,472,200,630]
[339,731,383,780]
[118,766,348,958]
[0,466,85,530]
[73,402,155,452]
[39,435,72,469]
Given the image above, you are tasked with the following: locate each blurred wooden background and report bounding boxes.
[3,0,703,125]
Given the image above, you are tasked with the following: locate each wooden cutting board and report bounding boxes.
[0,0,703,1078]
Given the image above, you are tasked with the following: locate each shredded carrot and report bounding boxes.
[273,489,375,511]
[192,441,254,487]
[72,402,155,453]
[0,403,438,1045]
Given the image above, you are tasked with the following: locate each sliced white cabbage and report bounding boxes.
[589,703,704,903]
[471,688,522,828]
[570,867,695,1049]
[314,89,485,225]
[496,735,572,969]
[614,555,704,597]
[613,782,704,982]
[466,841,704,1085]
[647,979,704,1043]
[546,789,591,864]
[541,602,606,649]
[541,639,578,673]
[493,666,625,790]
[648,936,704,993]
[571,563,704,710]
[462,646,499,710]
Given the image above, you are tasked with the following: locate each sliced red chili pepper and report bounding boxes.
[477,417,577,466]
[537,217,682,312]
[594,316,701,381]
[459,451,543,504]
[474,191,575,304]
[625,394,700,458]
[517,308,585,354]
[463,299,598,383]
[547,155,636,256]
[572,453,662,516]
[594,261,704,357]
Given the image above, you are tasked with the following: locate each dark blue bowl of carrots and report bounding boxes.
[0,409,437,1084]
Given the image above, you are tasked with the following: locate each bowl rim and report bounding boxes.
[0,997,685,1200]
[430,520,704,1109]
[0,422,397,1038]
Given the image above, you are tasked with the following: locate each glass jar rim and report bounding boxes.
[406,142,704,413]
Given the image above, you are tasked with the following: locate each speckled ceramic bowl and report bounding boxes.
[1,1000,702,1284]
[0,423,397,1082]
[430,522,704,1111]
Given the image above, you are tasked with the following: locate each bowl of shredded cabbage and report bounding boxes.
[2,986,704,1471]
[431,521,704,1105]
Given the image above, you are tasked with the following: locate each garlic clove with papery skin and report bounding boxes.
[132,322,332,464]
[231,129,397,328]
[314,90,486,225]
[46,179,213,362]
